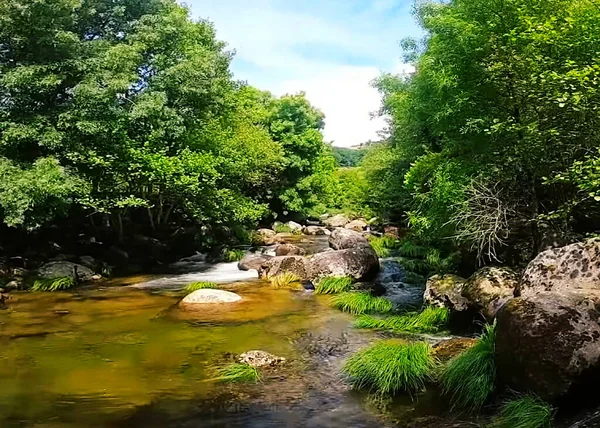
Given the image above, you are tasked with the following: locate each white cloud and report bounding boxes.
[188,0,421,147]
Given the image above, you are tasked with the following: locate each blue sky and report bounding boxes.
[187,0,421,147]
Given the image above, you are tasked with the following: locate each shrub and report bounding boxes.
[184,282,218,292]
[488,395,553,428]
[221,248,245,262]
[440,323,497,411]
[330,292,393,315]
[343,340,434,396]
[315,276,353,294]
[31,276,75,292]
[269,272,303,290]
[355,306,449,334]
[217,363,261,383]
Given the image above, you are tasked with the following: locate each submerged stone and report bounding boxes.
[179,289,242,307]
[238,350,286,367]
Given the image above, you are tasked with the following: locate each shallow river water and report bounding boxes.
[0,237,454,428]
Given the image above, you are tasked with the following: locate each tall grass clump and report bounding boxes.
[488,395,553,428]
[217,363,261,383]
[330,292,393,315]
[355,306,449,334]
[441,323,497,411]
[184,281,218,292]
[343,341,434,396]
[269,272,303,290]
[369,235,401,258]
[31,276,75,291]
[315,276,353,294]
[221,248,245,262]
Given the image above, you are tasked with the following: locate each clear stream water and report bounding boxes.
[0,237,451,428]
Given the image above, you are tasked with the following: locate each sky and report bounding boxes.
[187,0,420,147]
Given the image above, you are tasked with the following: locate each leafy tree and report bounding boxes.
[332,147,365,167]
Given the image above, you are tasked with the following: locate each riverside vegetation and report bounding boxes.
[1,0,600,427]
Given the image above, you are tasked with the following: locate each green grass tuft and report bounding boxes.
[369,235,401,258]
[330,292,393,315]
[184,281,218,292]
[221,248,245,262]
[440,322,497,411]
[488,395,553,428]
[355,306,449,334]
[31,276,75,292]
[315,276,353,294]
[343,340,434,396]
[269,272,303,290]
[217,363,261,383]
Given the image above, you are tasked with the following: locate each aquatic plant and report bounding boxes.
[217,363,261,383]
[488,395,553,428]
[31,276,75,292]
[355,306,449,334]
[330,292,393,315]
[269,272,303,290]
[440,322,497,411]
[314,276,353,294]
[221,248,245,262]
[343,340,434,396]
[184,281,218,292]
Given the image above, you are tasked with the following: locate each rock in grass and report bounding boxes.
[461,267,519,320]
[179,289,241,307]
[329,228,370,250]
[310,247,379,281]
[238,350,286,367]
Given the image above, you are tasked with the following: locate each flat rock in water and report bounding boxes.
[179,289,242,307]
[238,350,286,367]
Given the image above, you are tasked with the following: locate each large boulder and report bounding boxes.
[285,221,303,233]
[179,289,242,308]
[323,214,350,228]
[309,247,379,281]
[259,256,312,280]
[275,244,306,257]
[496,291,600,401]
[238,253,273,271]
[329,228,370,250]
[519,238,600,297]
[256,228,277,245]
[38,261,96,282]
[344,219,368,232]
[424,274,469,312]
[461,267,519,320]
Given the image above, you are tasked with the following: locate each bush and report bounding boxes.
[184,282,218,292]
[343,340,434,396]
[440,323,497,411]
[269,272,303,290]
[330,292,393,315]
[355,306,449,334]
[31,276,75,292]
[217,363,261,383]
[314,276,353,294]
[221,248,245,262]
[488,395,553,428]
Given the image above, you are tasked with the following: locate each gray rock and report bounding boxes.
[256,228,277,245]
[461,267,519,320]
[275,243,306,256]
[238,350,286,367]
[259,256,312,280]
[496,291,600,401]
[310,247,379,281]
[328,228,370,250]
[285,221,303,233]
[303,225,329,236]
[344,219,368,232]
[323,214,350,228]
[179,289,242,307]
[424,274,469,312]
[38,261,96,282]
[238,253,272,271]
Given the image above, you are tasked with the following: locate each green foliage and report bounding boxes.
[31,276,75,292]
[272,224,296,234]
[441,323,497,411]
[369,235,401,258]
[314,276,353,294]
[488,395,553,428]
[217,363,261,383]
[269,272,303,290]
[332,147,365,167]
[402,271,427,286]
[221,248,245,262]
[343,341,434,396]
[330,292,393,315]
[355,306,449,334]
[184,282,218,292]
